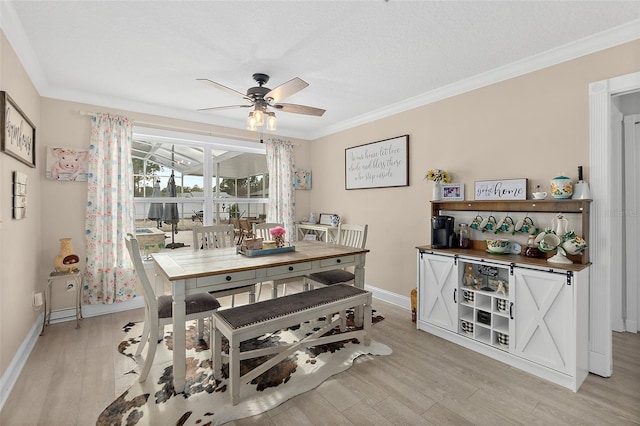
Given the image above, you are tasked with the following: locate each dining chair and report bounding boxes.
[303,223,368,290]
[192,224,256,307]
[125,233,221,383]
[252,222,289,300]
[238,219,253,244]
[192,224,236,249]
[252,222,283,241]
[230,218,242,244]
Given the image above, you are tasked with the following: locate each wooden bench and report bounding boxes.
[212,284,372,405]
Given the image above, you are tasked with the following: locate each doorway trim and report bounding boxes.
[589,71,640,377]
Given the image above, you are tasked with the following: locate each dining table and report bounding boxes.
[152,240,369,393]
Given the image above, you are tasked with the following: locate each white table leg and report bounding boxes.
[172,281,187,393]
[353,254,366,327]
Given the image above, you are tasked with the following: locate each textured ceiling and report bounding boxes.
[2,1,639,140]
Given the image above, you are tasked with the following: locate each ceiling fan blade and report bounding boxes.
[264,77,309,103]
[197,78,251,101]
[197,104,252,112]
[273,103,326,116]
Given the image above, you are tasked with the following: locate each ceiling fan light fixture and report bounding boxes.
[266,112,277,131]
[247,112,257,130]
[253,108,264,126]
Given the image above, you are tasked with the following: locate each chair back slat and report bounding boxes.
[193,224,235,249]
[337,223,368,249]
[253,222,284,240]
[125,233,158,314]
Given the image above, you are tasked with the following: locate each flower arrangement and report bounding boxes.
[269,226,286,237]
[425,169,450,183]
[270,226,286,247]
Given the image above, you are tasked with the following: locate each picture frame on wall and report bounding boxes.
[474,178,527,200]
[1,91,36,168]
[345,134,409,190]
[293,167,311,189]
[46,146,90,181]
[442,183,464,201]
[13,171,28,219]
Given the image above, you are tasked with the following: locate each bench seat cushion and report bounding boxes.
[216,284,367,329]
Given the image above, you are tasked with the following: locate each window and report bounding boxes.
[132,126,268,244]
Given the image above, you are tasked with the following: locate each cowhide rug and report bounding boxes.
[98,309,389,426]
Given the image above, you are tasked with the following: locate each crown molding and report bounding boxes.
[309,19,640,140]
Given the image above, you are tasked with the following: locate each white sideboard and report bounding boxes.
[417,248,589,392]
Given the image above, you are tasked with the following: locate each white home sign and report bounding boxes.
[474,179,527,200]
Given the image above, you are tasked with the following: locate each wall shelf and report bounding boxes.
[430,199,591,265]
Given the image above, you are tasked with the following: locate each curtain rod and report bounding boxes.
[78,110,296,145]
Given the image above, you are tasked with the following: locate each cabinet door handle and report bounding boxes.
[453,288,457,303]
[226,275,232,281]
[509,302,514,320]
[336,259,341,264]
[288,266,294,271]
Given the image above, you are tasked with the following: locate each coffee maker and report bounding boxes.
[431,215,454,248]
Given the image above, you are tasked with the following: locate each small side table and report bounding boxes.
[41,270,83,335]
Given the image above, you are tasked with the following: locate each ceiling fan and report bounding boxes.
[197,73,325,130]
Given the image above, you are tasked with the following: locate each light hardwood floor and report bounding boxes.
[1,283,639,425]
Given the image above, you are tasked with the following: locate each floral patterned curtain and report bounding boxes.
[84,114,137,304]
[265,138,295,243]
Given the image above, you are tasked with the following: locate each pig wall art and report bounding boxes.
[46,147,89,181]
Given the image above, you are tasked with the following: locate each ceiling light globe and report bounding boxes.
[254,109,264,126]
[266,113,277,131]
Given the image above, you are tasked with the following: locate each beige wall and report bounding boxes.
[1,31,42,377]
[310,40,640,299]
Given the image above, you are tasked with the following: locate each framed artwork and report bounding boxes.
[46,146,89,181]
[442,183,464,201]
[319,213,337,226]
[1,91,36,168]
[293,167,311,189]
[13,171,28,219]
[474,178,527,200]
[345,134,409,190]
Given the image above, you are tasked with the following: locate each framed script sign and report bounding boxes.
[1,92,36,168]
[474,178,527,200]
[345,135,409,190]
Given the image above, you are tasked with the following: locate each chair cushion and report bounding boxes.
[306,269,355,286]
[157,294,221,319]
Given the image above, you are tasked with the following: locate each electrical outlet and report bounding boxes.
[33,292,44,308]
[65,281,75,291]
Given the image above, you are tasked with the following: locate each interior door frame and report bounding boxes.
[623,114,639,333]
[589,71,640,377]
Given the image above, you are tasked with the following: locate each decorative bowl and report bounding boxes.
[550,175,573,199]
[486,239,510,254]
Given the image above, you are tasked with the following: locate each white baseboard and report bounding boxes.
[365,284,410,311]
[0,313,43,412]
[80,296,145,318]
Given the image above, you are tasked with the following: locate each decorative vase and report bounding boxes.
[274,235,284,248]
[54,238,79,272]
[432,182,442,201]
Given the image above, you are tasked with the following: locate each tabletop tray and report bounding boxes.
[237,245,295,257]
